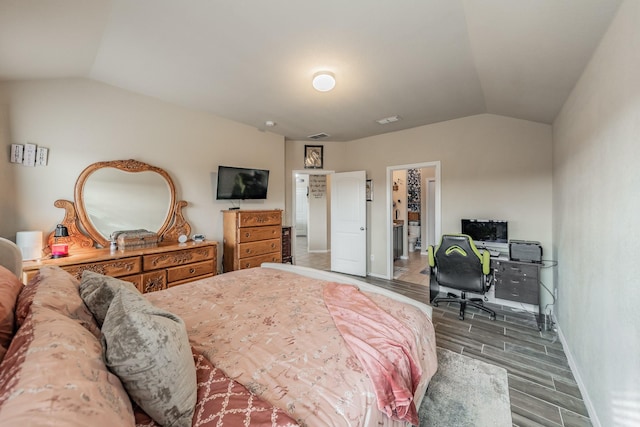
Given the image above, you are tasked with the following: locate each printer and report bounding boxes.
[509,240,543,263]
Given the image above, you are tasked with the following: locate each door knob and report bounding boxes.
[360,227,365,230]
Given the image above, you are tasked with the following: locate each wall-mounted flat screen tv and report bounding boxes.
[461,219,508,243]
[216,165,270,200]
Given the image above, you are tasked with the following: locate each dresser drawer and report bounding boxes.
[143,245,215,270]
[237,252,282,270]
[63,257,141,280]
[119,273,143,289]
[238,211,281,227]
[495,262,538,279]
[138,270,168,293]
[495,276,539,304]
[237,238,281,259]
[167,260,214,284]
[237,226,281,243]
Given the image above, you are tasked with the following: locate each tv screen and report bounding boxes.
[461,219,508,243]
[216,166,270,200]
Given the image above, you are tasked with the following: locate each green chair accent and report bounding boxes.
[428,234,496,321]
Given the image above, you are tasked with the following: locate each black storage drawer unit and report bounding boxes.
[281,226,292,264]
[493,259,540,305]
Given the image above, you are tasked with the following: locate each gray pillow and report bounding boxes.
[101,287,196,427]
[79,270,139,326]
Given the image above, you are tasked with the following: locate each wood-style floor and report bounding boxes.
[293,238,592,427]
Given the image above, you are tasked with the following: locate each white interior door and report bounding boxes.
[331,171,366,276]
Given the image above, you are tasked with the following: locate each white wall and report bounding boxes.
[552,1,640,426]
[0,78,285,271]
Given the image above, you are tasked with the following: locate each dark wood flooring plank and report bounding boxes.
[511,404,563,427]
[512,411,561,427]
[483,345,575,382]
[505,343,569,369]
[560,408,593,427]
[553,377,582,399]
[509,375,589,417]
[510,388,563,425]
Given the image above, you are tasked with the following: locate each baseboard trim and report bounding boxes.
[367,272,387,280]
[556,322,601,427]
[307,249,329,254]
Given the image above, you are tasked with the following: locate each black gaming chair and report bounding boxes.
[428,234,496,321]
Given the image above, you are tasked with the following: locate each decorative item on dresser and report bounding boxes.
[23,159,217,290]
[222,209,282,272]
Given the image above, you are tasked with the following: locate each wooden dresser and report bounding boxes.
[22,241,217,293]
[222,209,282,272]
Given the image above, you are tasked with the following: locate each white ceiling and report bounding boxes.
[0,0,622,141]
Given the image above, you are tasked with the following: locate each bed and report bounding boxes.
[0,257,437,427]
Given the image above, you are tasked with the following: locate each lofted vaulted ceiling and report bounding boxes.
[0,0,622,141]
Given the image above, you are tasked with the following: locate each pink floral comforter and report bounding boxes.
[145,267,437,427]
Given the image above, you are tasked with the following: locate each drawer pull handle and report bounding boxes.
[189,268,195,274]
[245,233,251,237]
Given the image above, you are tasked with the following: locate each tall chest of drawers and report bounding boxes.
[222,209,282,272]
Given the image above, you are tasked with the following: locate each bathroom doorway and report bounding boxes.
[387,162,440,285]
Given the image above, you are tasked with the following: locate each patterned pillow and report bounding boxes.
[15,266,100,338]
[102,286,196,427]
[80,270,139,326]
[133,350,299,427]
[0,266,23,363]
[0,305,135,426]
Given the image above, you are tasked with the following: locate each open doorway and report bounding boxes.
[291,171,333,271]
[387,161,441,285]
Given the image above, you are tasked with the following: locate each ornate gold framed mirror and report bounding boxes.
[47,159,191,251]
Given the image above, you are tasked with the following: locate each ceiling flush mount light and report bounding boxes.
[265,120,276,127]
[312,72,336,92]
[376,115,401,125]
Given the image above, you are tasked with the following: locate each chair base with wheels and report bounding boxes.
[432,291,496,321]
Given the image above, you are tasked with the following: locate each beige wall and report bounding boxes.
[0,90,18,238]
[0,78,285,271]
[553,1,640,426]
[284,114,553,305]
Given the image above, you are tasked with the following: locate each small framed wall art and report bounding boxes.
[366,179,373,201]
[304,145,323,169]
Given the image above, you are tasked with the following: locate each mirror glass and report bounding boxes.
[83,168,172,240]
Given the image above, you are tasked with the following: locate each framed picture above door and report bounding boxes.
[304,145,323,169]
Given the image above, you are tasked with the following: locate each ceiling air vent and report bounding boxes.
[307,132,330,140]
